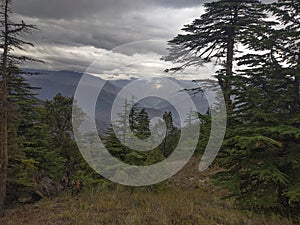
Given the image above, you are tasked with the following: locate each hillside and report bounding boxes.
[0,157,296,225]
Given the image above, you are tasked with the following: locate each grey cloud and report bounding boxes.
[14,2,205,73]
[12,0,203,20]
[18,5,200,51]
[15,0,272,21]
[14,0,273,75]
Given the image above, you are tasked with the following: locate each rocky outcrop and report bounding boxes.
[33,170,65,198]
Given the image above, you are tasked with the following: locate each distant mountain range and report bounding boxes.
[24,70,209,131]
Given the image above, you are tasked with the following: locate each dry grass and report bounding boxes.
[0,157,297,225]
[0,186,296,225]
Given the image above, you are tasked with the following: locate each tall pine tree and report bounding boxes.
[0,0,40,213]
[163,0,269,109]
[214,1,300,214]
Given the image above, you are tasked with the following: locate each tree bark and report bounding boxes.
[225,34,234,111]
[295,52,300,111]
[0,0,9,216]
[224,8,238,112]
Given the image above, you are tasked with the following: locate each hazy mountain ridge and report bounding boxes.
[24,70,209,130]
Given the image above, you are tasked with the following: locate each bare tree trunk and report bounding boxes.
[224,8,238,112]
[225,35,234,111]
[0,0,9,216]
[295,52,300,111]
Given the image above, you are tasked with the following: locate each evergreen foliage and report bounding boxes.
[211,0,300,215]
[163,0,269,108]
[0,0,41,208]
[103,99,166,166]
[165,0,300,217]
[158,112,180,158]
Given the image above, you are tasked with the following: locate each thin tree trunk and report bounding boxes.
[224,7,238,112]
[293,52,300,114]
[225,35,234,111]
[0,0,9,216]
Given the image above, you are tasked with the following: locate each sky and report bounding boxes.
[12,0,274,80]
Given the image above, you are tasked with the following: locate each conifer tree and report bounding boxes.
[268,0,300,113]
[43,94,85,181]
[214,1,300,212]
[159,112,180,157]
[129,96,139,134]
[4,65,41,204]
[0,0,39,213]
[115,99,131,144]
[24,105,65,182]
[136,108,151,139]
[103,99,138,163]
[103,101,164,166]
[163,0,269,109]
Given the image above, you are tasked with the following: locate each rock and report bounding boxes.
[33,170,63,198]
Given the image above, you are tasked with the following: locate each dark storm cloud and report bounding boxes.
[13,0,273,20]
[12,0,274,74]
[14,1,203,55]
[12,0,203,19]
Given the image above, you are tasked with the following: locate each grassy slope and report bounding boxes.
[0,157,297,225]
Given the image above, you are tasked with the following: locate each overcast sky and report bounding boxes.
[12,0,274,80]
